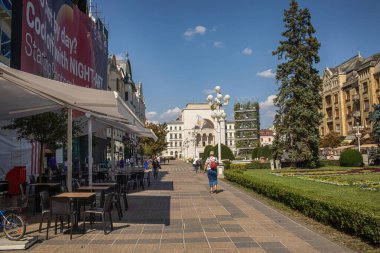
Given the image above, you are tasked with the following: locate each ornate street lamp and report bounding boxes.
[207,85,230,178]
[353,122,364,152]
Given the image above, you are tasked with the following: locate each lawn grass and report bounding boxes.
[244,169,380,212]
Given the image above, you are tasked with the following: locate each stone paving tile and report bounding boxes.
[22,161,356,253]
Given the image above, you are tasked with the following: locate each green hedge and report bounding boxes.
[230,162,271,170]
[224,170,380,245]
[320,160,340,167]
[223,160,231,170]
[229,164,246,170]
[246,162,271,169]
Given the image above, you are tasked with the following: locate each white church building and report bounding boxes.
[162,103,236,159]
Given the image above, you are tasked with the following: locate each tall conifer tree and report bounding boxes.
[272,0,322,167]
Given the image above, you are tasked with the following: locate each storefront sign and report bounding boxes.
[20,0,108,89]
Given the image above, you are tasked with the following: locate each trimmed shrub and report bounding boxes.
[339,149,363,167]
[202,145,214,162]
[252,145,273,159]
[224,169,380,245]
[223,160,231,170]
[229,164,246,170]
[214,144,235,161]
[246,162,271,169]
[252,148,259,159]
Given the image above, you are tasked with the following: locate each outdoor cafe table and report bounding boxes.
[53,192,96,232]
[30,182,60,212]
[76,186,111,207]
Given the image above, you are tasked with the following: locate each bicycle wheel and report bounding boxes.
[3,213,26,240]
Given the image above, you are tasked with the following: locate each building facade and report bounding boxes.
[260,129,274,146]
[234,101,260,157]
[321,53,380,137]
[225,120,236,155]
[107,54,147,161]
[162,103,236,159]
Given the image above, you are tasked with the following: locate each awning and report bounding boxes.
[0,65,155,137]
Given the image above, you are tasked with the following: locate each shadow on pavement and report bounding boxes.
[124,196,170,226]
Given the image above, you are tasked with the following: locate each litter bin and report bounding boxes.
[5,166,26,195]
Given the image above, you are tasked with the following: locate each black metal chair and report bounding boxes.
[143,171,151,187]
[83,193,113,234]
[46,197,76,240]
[60,185,68,193]
[38,191,50,233]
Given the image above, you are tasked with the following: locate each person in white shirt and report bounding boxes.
[204,151,218,194]
[192,157,199,174]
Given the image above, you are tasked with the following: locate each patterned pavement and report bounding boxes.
[19,160,354,253]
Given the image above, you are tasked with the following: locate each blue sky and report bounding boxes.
[95,0,380,128]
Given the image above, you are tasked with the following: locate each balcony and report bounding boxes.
[325,103,332,108]
[235,128,257,131]
[235,118,257,122]
[327,117,333,122]
[235,109,257,113]
[352,94,360,100]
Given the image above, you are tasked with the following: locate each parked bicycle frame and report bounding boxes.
[0,209,26,240]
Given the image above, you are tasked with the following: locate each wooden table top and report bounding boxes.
[30,183,61,187]
[91,182,117,186]
[76,186,111,191]
[54,192,95,198]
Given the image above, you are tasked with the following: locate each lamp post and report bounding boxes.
[353,122,364,152]
[207,85,230,178]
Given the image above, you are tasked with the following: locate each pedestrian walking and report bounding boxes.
[204,151,218,194]
[152,157,160,179]
[130,156,135,167]
[192,157,199,174]
[119,158,124,170]
[144,159,149,170]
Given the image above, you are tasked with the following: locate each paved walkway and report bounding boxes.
[22,160,354,253]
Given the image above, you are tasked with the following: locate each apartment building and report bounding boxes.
[321,53,380,137]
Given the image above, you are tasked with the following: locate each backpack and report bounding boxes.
[210,159,217,169]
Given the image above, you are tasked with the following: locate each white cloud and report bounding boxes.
[146,120,159,125]
[114,53,125,60]
[146,111,157,120]
[257,69,276,78]
[260,95,276,110]
[213,41,224,48]
[160,107,182,120]
[242,47,253,56]
[184,25,207,39]
[260,95,277,128]
[202,89,214,95]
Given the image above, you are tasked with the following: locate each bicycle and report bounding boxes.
[0,209,26,240]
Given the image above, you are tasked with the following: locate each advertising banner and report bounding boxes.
[20,0,108,89]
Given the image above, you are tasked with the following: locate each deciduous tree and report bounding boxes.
[139,122,168,156]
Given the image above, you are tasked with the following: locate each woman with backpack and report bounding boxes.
[204,151,218,194]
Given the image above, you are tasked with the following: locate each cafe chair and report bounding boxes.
[18,183,29,211]
[38,191,50,233]
[112,190,123,220]
[28,175,36,196]
[83,193,113,234]
[143,171,151,187]
[60,185,68,193]
[46,197,76,240]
